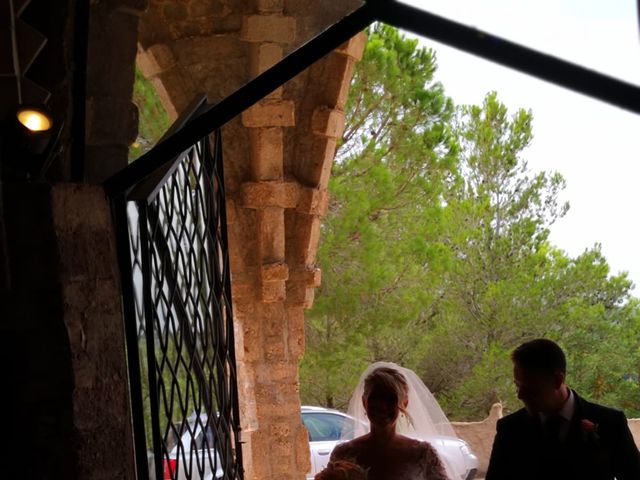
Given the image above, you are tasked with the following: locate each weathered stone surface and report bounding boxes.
[230,279,256,304]
[236,358,259,428]
[242,100,295,128]
[257,207,285,262]
[188,0,232,17]
[301,216,322,265]
[137,43,176,77]
[256,361,298,382]
[174,35,245,66]
[311,106,346,139]
[261,262,289,282]
[106,0,148,15]
[51,184,135,480]
[155,66,197,117]
[336,31,367,60]
[240,181,327,214]
[310,137,339,189]
[262,311,286,338]
[148,75,179,119]
[290,266,321,287]
[109,0,149,15]
[84,4,141,181]
[241,181,299,209]
[240,15,296,44]
[86,98,138,147]
[256,0,284,13]
[84,145,130,186]
[250,128,284,180]
[261,279,287,303]
[87,8,139,95]
[163,1,188,21]
[250,42,283,74]
[51,185,110,230]
[286,306,306,358]
[295,422,312,474]
[322,53,357,110]
[264,337,288,362]
[255,379,299,402]
[296,187,328,216]
[285,281,315,310]
[85,56,137,100]
[242,320,263,362]
[451,404,502,478]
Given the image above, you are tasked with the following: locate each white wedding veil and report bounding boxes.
[342,361,466,480]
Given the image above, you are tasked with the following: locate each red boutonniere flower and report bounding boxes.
[580,419,600,443]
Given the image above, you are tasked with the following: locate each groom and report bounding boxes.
[486,338,640,480]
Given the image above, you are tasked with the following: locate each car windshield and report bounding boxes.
[302,412,355,442]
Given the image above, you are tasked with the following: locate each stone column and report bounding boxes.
[0,182,135,480]
[85,0,144,182]
[51,185,136,480]
[233,26,366,479]
[234,4,308,479]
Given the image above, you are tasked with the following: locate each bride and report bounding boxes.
[330,362,465,480]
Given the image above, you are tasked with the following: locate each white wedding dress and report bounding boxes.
[331,435,449,480]
[335,361,466,480]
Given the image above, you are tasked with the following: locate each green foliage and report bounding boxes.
[130,68,171,161]
[300,25,640,419]
[301,24,457,409]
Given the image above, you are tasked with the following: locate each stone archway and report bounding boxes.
[136,2,365,478]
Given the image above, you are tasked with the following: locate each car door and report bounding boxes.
[196,425,224,480]
[170,425,223,480]
[302,412,352,479]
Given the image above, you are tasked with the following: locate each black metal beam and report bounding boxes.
[103,2,378,196]
[379,1,640,115]
[128,93,209,203]
[104,0,640,198]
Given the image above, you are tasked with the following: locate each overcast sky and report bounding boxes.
[399,0,640,294]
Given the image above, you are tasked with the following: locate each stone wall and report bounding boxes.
[0,182,134,480]
[452,404,640,478]
[629,418,640,448]
[51,184,135,480]
[452,404,503,478]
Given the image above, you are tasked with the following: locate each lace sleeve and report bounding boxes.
[421,442,450,480]
[330,441,357,463]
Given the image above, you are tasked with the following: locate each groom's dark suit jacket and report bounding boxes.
[485,391,640,480]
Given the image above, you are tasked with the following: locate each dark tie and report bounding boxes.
[544,414,566,444]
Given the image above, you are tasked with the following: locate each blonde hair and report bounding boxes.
[363,366,410,418]
[314,460,367,480]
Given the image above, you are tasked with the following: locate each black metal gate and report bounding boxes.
[108,96,243,480]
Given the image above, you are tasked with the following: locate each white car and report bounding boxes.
[162,414,224,480]
[301,405,478,480]
[161,408,478,480]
